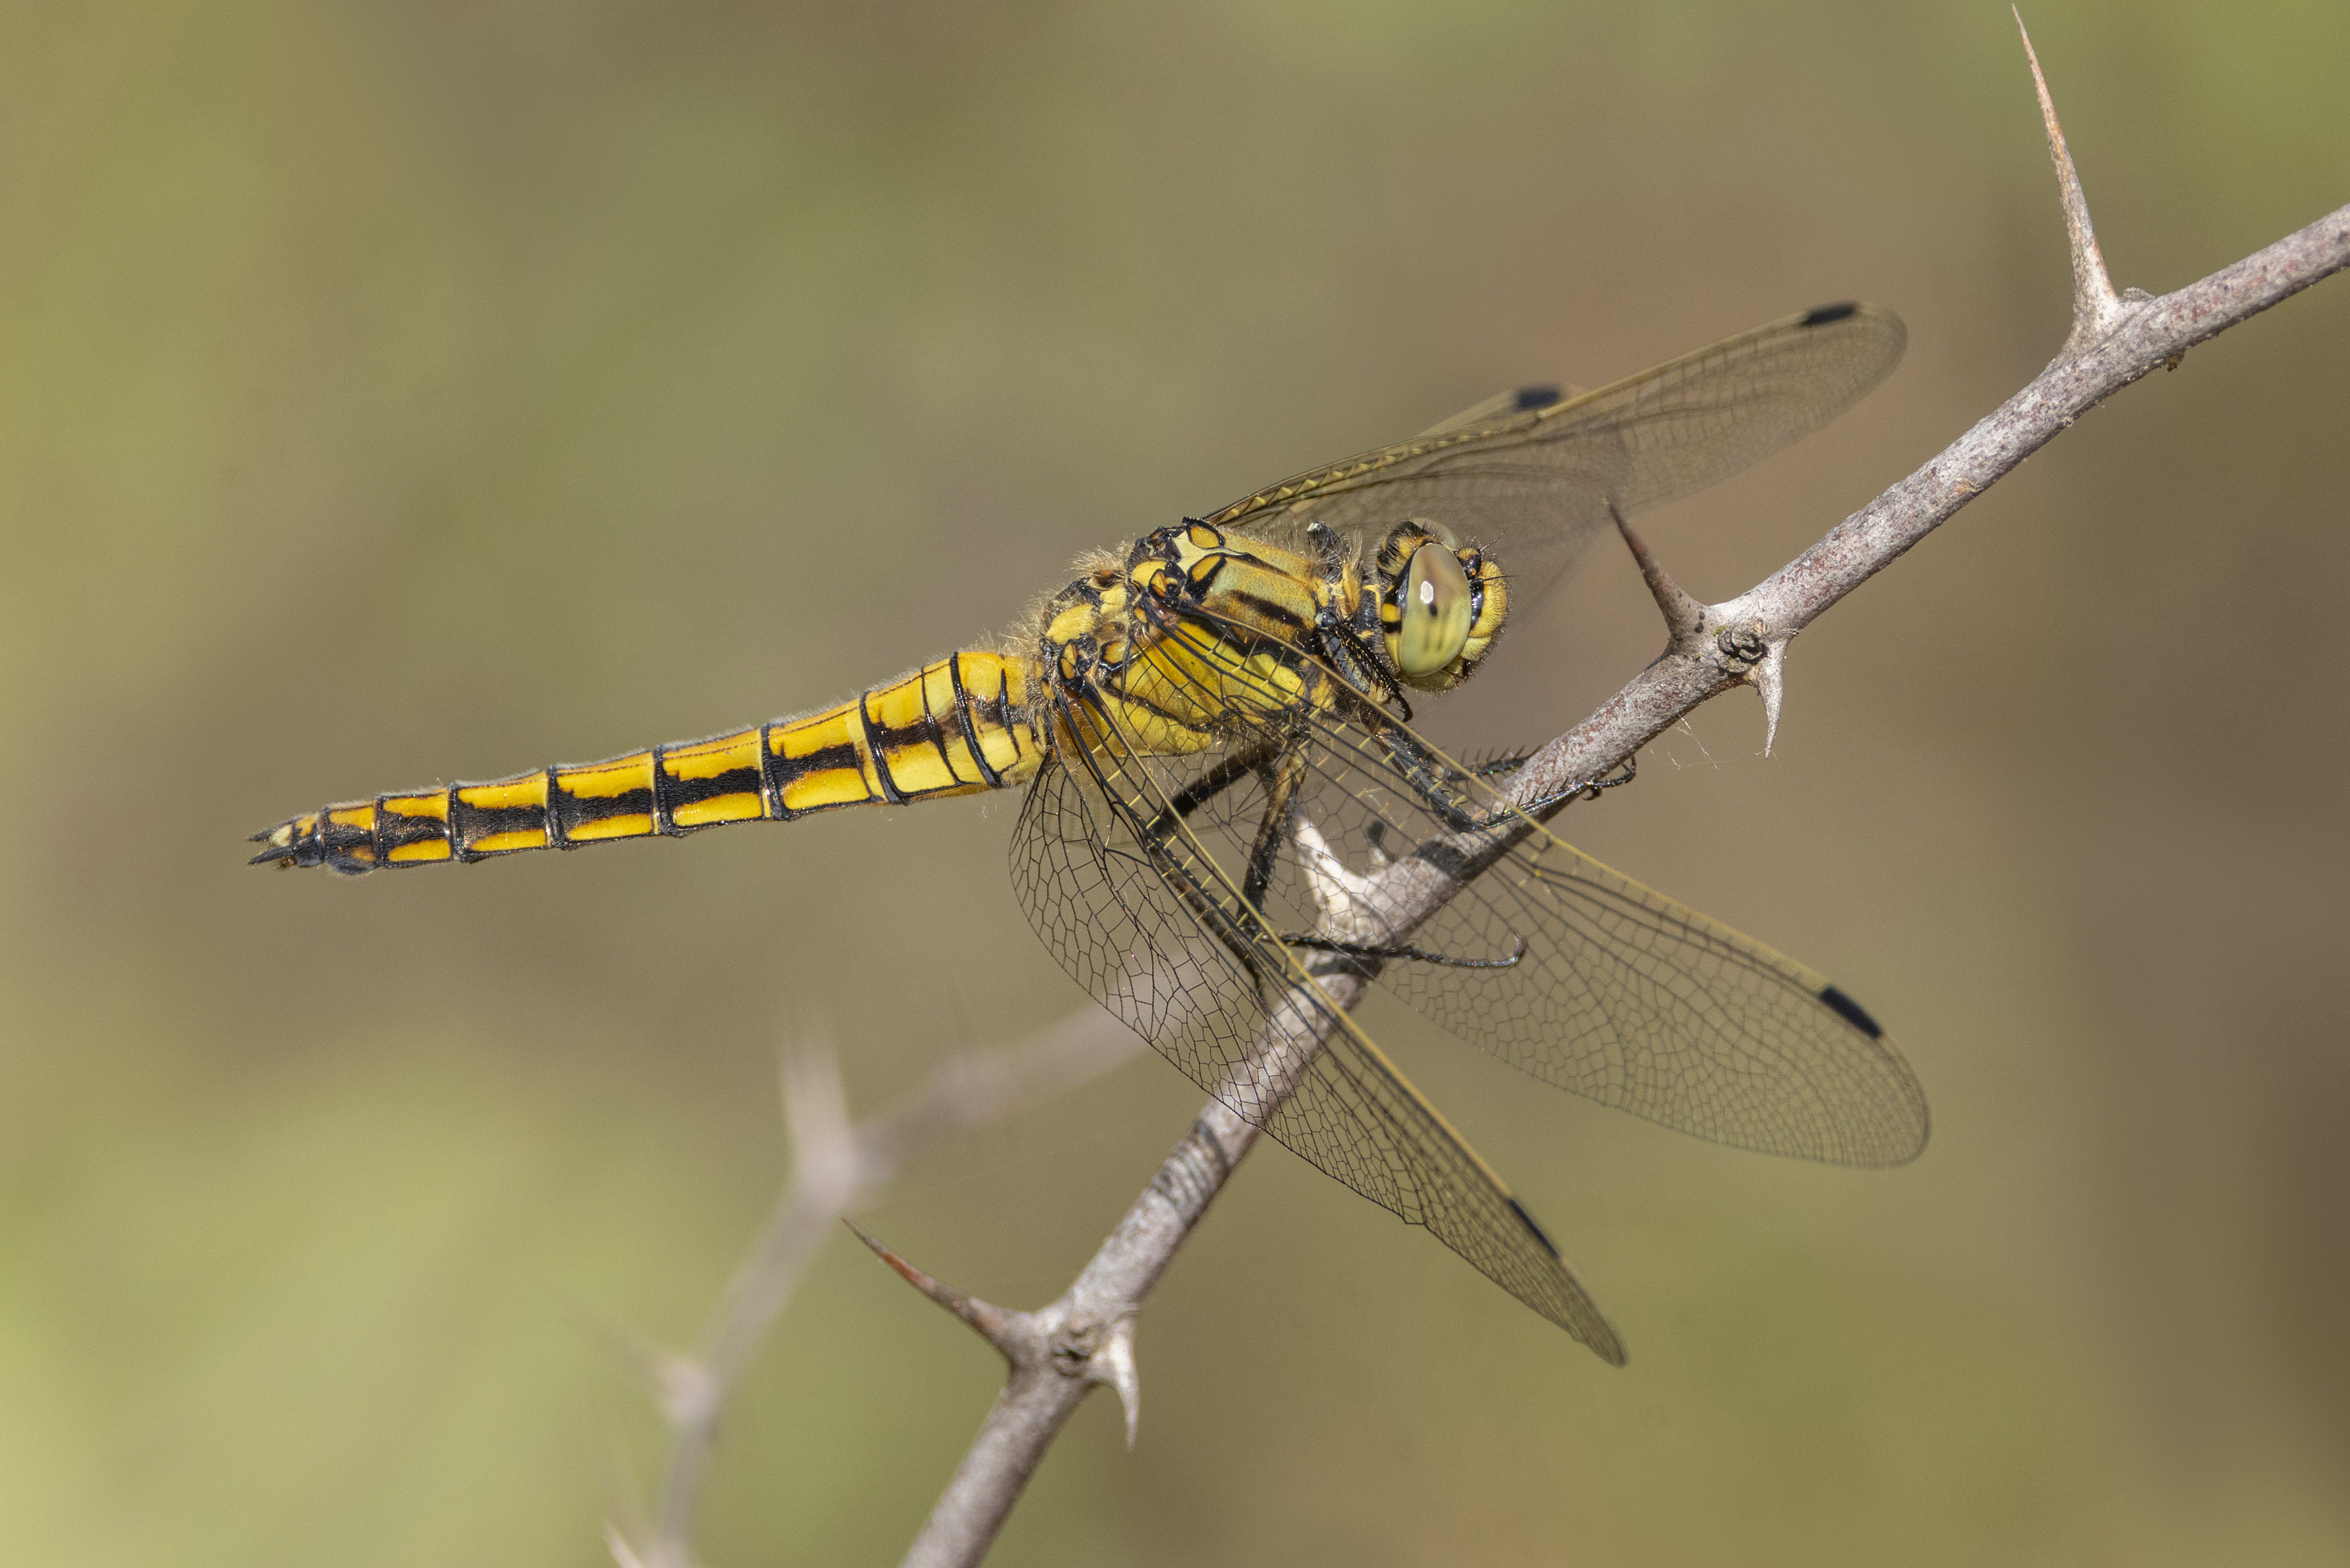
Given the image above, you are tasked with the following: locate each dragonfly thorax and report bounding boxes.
[1038,517,1511,719]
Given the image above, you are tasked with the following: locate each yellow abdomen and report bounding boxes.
[252,651,1043,875]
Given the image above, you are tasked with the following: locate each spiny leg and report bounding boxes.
[1378,726,1639,836]
[1125,724,1382,990]
[1143,736,1279,842]
[1072,697,1284,990]
[1240,747,1307,915]
[1314,617,1412,725]
[1291,746,1638,973]
[1283,934,1528,970]
[1132,727,1309,916]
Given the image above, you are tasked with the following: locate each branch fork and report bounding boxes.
[845,1217,1144,1448]
[604,1015,1138,1568]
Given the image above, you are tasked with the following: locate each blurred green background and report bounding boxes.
[3,1,2346,1563]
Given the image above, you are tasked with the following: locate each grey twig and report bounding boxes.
[893,27,2350,1568]
[605,1009,1136,1568]
[893,1108,1243,1568]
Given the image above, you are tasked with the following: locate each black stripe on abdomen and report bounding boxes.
[450,786,550,858]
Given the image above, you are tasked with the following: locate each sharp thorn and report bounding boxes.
[1611,500,1706,651]
[778,1019,862,1202]
[1755,642,1786,757]
[1092,1316,1142,1449]
[2014,8,2123,349]
[844,1219,1032,1363]
[602,1523,652,1568]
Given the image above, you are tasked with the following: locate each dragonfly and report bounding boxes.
[253,302,1927,1363]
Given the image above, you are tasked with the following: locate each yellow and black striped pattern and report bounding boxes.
[251,651,1043,874]
[254,521,1406,878]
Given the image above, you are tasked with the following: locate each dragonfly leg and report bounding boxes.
[1504,753,1639,821]
[1064,705,1284,992]
[1132,730,1308,915]
[1381,726,1638,835]
[1374,727,1518,833]
[1109,724,1304,989]
[1143,737,1279,839]
[1280,802,1530,972]
[1315,618,1412,725]
[1359,749,1537,854]
[1241,749,1307,914]
[1283,934,1528,970]
[1465,750,1537,779]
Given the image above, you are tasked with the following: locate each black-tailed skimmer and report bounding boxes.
[255,302,1925,1362]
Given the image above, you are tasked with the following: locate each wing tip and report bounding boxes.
[1511,384,1563,412]
[1507,1196,1629,1364]
[1906,1099,1934,1162]
[1816,981,1937,1166]
[1799,300,1861,327]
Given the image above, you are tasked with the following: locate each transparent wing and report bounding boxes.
[1010,692,1623,1358]
[1201,303,1905,609]
[1138,613,1930,1168]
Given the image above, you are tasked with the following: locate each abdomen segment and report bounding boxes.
[250,651,1042,875]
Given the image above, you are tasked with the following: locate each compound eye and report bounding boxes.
[1394,541,1473,679]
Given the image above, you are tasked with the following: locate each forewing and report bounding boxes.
[1145,619,1929,1167]
[1010,699,1622,1357]
[1202,303,1905,608]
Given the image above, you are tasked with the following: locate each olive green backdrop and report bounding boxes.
[2,2,2345,1564]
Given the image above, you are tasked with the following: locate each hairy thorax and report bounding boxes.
[1032,522,1365,761]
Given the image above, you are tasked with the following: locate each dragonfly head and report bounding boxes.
[1373,520,1507,690]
